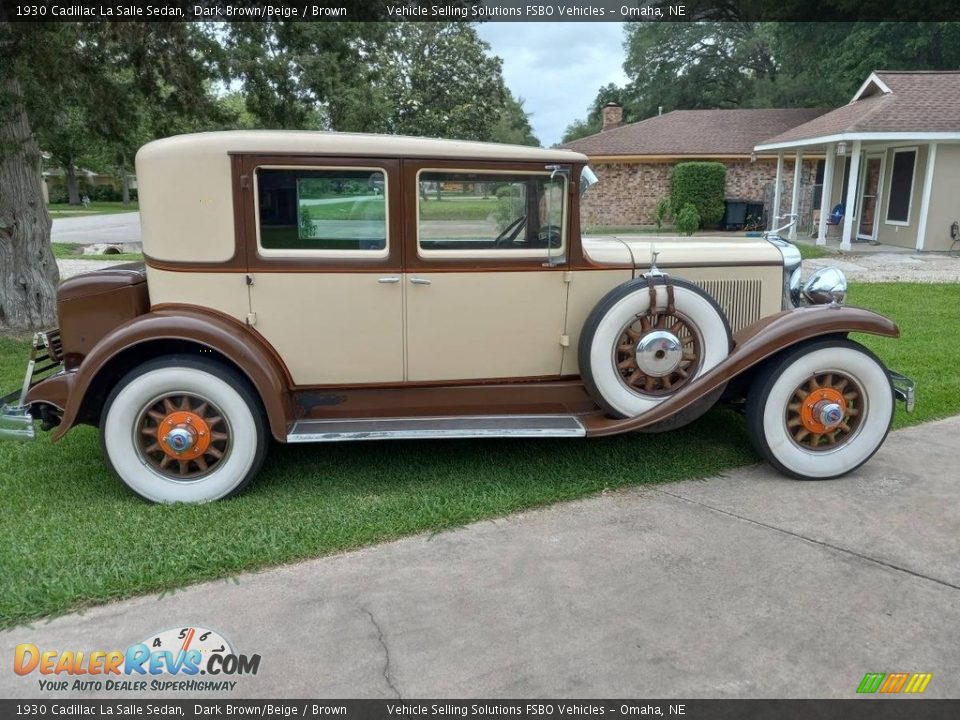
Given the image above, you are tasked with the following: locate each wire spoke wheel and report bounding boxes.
[613,311,703,397]
[136,393,231,480]
[785,371,865,451]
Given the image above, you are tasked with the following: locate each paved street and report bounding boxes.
[51,212,141,245]
[3,417,958,699]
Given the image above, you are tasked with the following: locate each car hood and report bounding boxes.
[581,235,783,268]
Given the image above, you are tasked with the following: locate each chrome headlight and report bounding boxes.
[767,236,803,308]
[802,267,848,305]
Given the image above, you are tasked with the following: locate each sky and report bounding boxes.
[475,23,630,147]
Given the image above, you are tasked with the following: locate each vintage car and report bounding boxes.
[1,132,915,503]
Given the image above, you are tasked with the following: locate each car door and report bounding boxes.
[402,160,570,383]
[241,156,404,386]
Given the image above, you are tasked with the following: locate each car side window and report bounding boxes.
[417,170,565,256]
[256,167,387,254]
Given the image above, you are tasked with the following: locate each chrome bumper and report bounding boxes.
[0,331,62,441]
[889,370,916,413]
[0,402,35,440]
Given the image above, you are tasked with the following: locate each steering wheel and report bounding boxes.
[494,216,526,247]
[537,225,562,248]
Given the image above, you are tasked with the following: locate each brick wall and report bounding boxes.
[581,158,819,228]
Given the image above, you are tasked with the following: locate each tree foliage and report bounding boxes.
[566,21,960,137]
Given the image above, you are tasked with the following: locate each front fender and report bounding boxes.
[583,305,899,436]
[27,306,294,442]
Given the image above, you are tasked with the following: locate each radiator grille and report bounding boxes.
[693,279,762,333]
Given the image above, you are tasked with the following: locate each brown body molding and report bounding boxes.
[28,306,294,443]
[582,304,900,436]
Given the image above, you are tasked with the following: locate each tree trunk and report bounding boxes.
[122,171,131,205]
[0,78,59,332]
[64,160,80,205]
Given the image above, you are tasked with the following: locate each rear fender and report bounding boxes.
[28,307,294,442]
[584,305,899,436]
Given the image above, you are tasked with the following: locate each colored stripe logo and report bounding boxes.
[857,672,932,694]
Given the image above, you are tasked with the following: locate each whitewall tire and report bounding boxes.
[100,356,267,503]
[745,339,894,480]
[578,277,732,418]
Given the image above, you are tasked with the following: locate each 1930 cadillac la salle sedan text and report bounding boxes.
[0,132,915,502]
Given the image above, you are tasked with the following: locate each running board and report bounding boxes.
[286,415,586,442]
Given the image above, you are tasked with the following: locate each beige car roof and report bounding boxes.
[137,131,589,164]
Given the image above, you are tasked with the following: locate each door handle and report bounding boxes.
[377,276,401,284]
[409,277,432,285]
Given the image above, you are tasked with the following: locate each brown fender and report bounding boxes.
[583,305,900,437]
[28,306,294,442]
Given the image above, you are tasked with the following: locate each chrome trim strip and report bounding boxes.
[287,414,586,442]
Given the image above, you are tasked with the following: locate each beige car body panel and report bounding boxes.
[249,273,405,385]
[405,271,568,382]
[146,268,250,322]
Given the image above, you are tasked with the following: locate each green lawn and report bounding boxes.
[48,201,138,218]
[53,243,144,262]
[300,196,497,223]
[1,283,956,628]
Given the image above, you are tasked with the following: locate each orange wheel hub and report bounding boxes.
[157,410,211,461]
[799,387,847,434]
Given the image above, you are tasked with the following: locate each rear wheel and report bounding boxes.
[745,339,894,479]
[101,356,267,503]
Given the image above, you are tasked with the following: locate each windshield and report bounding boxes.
[580,165,598,197]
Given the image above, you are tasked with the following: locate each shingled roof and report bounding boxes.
[756,71,960,149]
[561,108,826,157]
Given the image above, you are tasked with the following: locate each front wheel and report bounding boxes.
[101,356,268,503]
[745,338,894,480]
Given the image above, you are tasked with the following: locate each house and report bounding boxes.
[755,71,960,251]
[562,105,827,229]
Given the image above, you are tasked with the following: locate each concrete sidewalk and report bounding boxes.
[3,418,958,699]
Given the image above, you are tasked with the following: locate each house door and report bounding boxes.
[856,154,884,240]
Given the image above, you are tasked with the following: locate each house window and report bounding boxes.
[885,148,917,225]
[813,159,826,210]
[256,167,388,254]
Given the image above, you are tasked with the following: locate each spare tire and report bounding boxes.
[578,276,733,418]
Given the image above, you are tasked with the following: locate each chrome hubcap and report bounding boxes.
[814,401,845,429]
[634,330,683,377]
[164,426,197,454]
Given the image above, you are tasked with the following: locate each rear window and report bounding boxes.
[256,167,387,254]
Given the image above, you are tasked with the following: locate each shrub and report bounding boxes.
[47,184,69,204]
[676,203,700,236]
[653,197,671,232]
[670,162,725,229]
[88,184,121,202]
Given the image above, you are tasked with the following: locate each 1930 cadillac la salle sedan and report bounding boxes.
[1,132,915,502]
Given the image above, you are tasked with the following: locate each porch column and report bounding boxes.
[817,144,836,246]
[771,152,784,231]
[915,142,938,251]
[840,140,862,251]
[788,149,804,240]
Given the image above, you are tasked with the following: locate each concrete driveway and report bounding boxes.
[2,417,958,699]
[51,212,140,245]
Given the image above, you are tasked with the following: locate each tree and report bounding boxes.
[0,20,223,331]
[490,91,539,146]
[374,24,507,141]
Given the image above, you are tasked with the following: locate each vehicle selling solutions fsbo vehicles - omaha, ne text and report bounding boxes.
[0,132,915,502]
